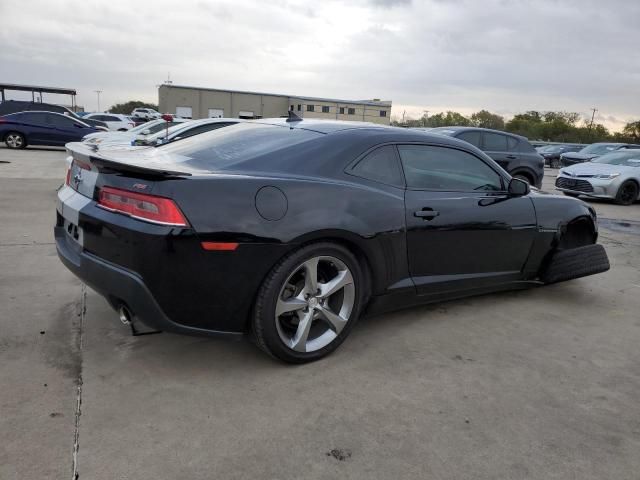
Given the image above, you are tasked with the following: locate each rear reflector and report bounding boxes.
[201,242,239,251]
[98,186,189,227]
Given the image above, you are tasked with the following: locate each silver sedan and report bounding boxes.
[555,150,640,205]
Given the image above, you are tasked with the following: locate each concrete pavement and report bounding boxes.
[1,147,639,479]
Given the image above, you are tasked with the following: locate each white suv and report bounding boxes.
[131,108,161,120]
[84,113,135,131]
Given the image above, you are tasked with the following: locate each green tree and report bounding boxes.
[469,110,505,130]
[424,111,471,127]
[108,100,159,114]
[622,120,640,141]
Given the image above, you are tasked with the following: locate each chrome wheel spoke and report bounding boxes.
[319,269,353,299]
[303,257,319,293]
[275,295,307,316]
[275,255,356,353]
[317,305,347,334]
[289,310,314,352]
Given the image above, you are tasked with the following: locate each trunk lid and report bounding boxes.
[65,142,201,200]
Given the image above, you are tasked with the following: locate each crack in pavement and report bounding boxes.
[71,284,86,480]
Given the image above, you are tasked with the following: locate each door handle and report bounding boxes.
[506,155,517,159]
[414,208,440,219]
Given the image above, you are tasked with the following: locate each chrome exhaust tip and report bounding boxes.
[118,305,132,325]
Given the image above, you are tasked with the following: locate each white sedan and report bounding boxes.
[84,113,135,131]
[81,118,190,145]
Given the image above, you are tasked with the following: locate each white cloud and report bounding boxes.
[0,0,637,130]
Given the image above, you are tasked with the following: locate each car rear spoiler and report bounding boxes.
[66,142,195,177]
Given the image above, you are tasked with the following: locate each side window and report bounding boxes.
[48,114,75,128]
[482,132,508,151]
[349,145,404,187]
[507,136,519,150]
[457,130,481,148]
[28,113,48,124]
[397,145,503,192]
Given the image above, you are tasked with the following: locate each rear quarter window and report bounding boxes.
[349,145,404,187]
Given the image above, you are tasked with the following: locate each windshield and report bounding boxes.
[591,151,640,167]
[130,120,162,133]
[579,143,622,155]
[538,145,560,152]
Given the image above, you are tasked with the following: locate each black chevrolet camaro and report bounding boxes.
[56,118,610,363]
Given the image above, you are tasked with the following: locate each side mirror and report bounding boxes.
[508,177,530,196]
[141,129,151,135]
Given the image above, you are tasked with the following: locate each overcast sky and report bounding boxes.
[1,0,638,130]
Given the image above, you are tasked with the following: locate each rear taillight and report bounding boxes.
[97,186,189,227]
[65,166,71,186]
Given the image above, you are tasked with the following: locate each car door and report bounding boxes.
[398,144,537,296]
[477,131,516,171]
[47,114,86,144]
[16,112,50,144]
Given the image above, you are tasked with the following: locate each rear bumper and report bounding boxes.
[55,225,244,339]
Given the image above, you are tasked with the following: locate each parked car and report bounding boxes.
[84,113,135,131]
[131,108,161,121]
[0,111,97,149]
[560,143,640,167]
[56,119,609,363]
[430,127,544,187]
[82,118,190,145]
[555,150,640,205]
[537,144,584,168]
[0,100,108,130]
[133,118,241,146]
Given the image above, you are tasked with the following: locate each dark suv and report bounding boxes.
[0,100,108,130]
[430,127,544,188]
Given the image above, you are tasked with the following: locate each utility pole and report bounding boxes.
[423,110,429,127]
[588,108,597,138]
[94,90,103,112]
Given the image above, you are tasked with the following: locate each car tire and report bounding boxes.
[563,192,580,198]
[252,242,365,363]
[615,180,639,206]
[5,132,26,149]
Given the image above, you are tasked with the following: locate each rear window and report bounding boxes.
[156,122,323,170]
[482,132,508,151]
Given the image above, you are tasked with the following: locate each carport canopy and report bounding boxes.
[0,83,77,109]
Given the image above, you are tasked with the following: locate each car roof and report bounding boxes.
[243,118,490,151]
[9,110,77,117]
[430,126,528,140]
[251,118,395,134]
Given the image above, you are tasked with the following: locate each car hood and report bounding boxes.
[560,162,635,176]
[562,152,599,160]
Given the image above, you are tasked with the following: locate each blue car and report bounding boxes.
[0,111,98,149]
